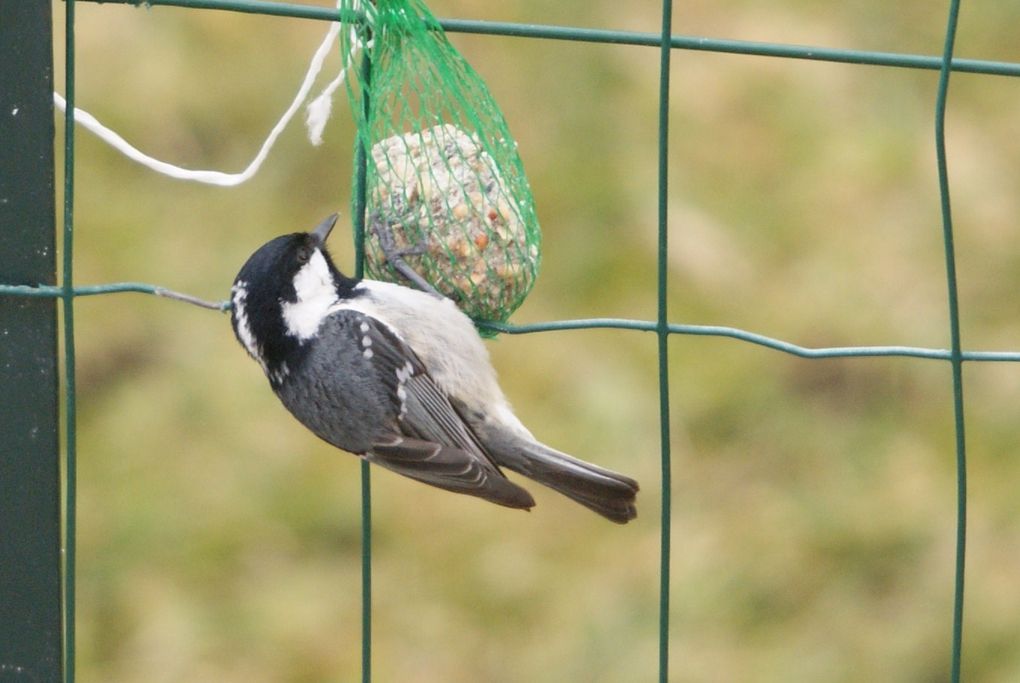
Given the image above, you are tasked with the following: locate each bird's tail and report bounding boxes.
[491,437,639,524]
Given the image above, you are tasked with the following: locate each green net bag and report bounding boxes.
[341,0,541,326]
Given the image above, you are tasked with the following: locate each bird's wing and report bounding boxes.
[331,307,535,510]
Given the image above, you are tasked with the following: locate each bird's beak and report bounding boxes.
[311,213,339,246]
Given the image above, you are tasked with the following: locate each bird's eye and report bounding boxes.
[296,245,313,263]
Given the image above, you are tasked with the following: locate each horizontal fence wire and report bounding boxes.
[5,283,1020,362]
[0,0,1016,680]
[95,0,1020,77]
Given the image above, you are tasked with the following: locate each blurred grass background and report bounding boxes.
[48,0,1020,680]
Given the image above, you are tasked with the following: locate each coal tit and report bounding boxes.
[230,214,638,523]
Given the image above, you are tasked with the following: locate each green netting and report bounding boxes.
[341,0,541,327]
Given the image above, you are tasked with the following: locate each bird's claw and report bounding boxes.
[371,220,444,300]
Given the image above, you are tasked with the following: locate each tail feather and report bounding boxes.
[491,439,639,524]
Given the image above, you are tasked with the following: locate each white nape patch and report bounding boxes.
[232,282,266,369]
[281,250,338,340]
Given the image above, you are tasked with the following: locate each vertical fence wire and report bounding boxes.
[61,1,78,681]
[351,38,374,683]
[655,1,674,681]
[932,1,966,680]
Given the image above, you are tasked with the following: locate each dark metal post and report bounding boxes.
[0,2,64,682]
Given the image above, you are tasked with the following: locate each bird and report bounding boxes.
[229,214,638,523]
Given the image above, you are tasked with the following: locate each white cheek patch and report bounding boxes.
[281,250,338,340]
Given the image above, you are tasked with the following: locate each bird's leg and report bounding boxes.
[371,217,444,299]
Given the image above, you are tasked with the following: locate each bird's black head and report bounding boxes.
[231,214,356,385]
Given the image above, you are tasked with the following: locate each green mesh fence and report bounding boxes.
[4,1,1020,682]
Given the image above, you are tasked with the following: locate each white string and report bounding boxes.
[53,16,363,186]
[306,1,375,146]
[306,68,347,147]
